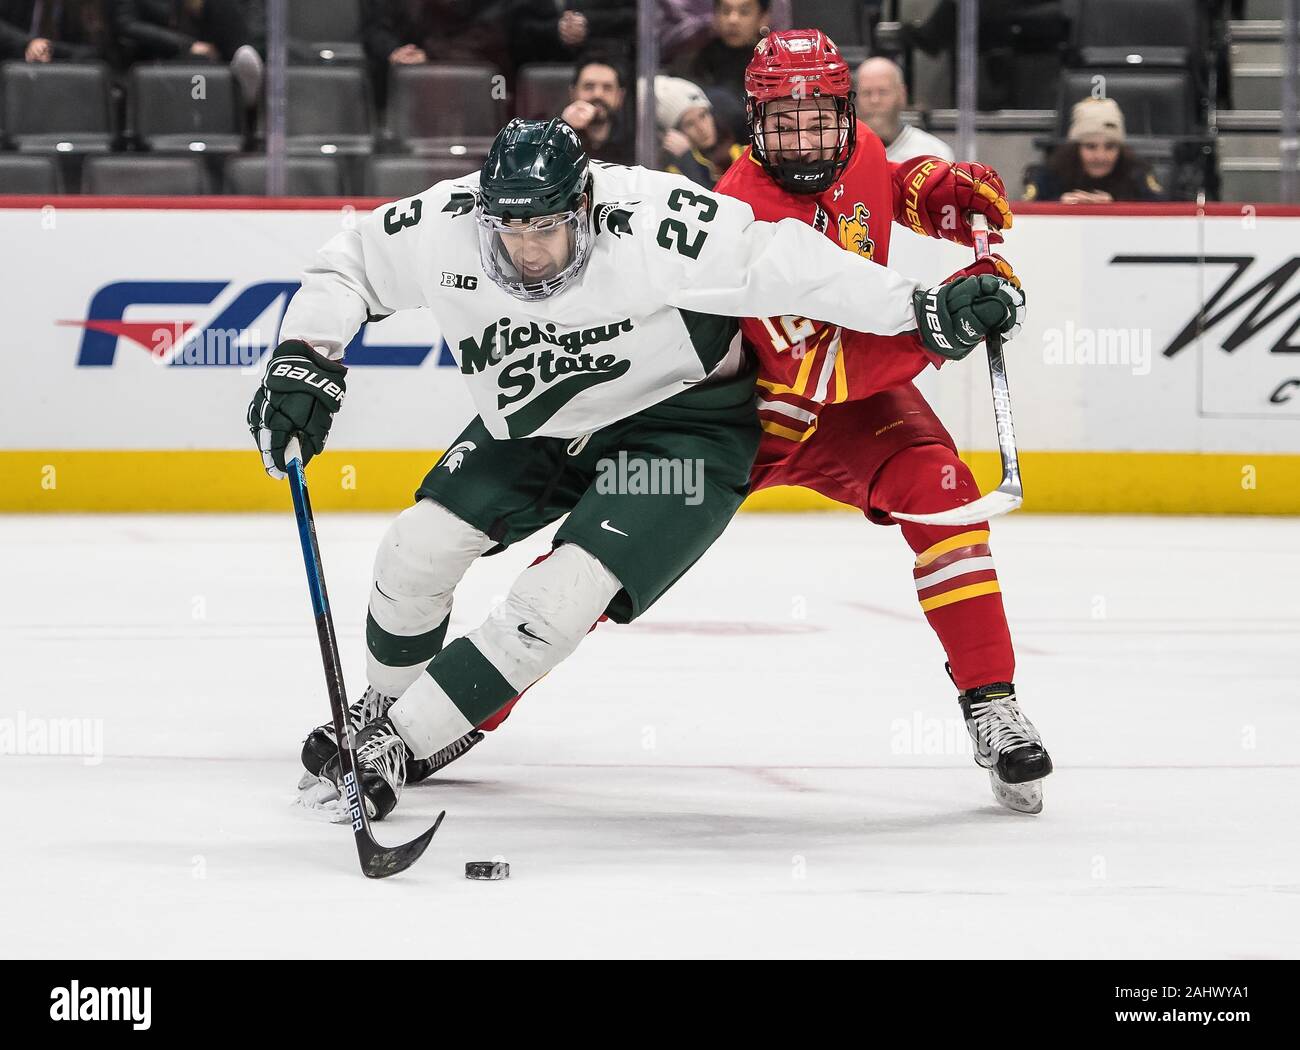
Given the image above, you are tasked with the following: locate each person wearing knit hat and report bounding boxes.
[1068,97,1126,143]
[1024,96,1163,203]
[655,74,744,189]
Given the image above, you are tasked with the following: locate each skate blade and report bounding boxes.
[295,776,353,823]
[990,771,1043,814]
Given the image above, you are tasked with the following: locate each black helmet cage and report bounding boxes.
[748,91,857,195]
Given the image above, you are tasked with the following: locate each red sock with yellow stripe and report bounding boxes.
[872,444,1015,690]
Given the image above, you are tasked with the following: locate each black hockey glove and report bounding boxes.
[247,340,347,478]
[912,273,1025,361]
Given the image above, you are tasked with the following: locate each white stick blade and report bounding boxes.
[889,490,1023,526]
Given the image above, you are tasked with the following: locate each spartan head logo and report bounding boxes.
[442,441,477,473]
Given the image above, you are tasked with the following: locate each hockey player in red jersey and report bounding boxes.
[301,30,1051,816]
[713,27,1051,812]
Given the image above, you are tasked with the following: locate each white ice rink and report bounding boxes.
[1,511,1297,959]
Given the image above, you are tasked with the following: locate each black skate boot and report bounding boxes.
[405,729,486,785]
[320,716,409,822]
[299,686,395,784]
[958,681,1053,814]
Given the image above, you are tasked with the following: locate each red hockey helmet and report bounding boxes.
[745,28,857,195]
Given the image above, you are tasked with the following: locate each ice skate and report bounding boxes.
[958,682,1053,814]
[317,717,409,823]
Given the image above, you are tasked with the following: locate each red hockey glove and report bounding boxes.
[892,157,1012,246]
[943,252,1021,290]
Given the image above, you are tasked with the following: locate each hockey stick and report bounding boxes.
[891,213,1024,526]
[285,437,443,878]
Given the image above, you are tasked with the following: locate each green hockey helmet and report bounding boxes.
[477,118,594,301]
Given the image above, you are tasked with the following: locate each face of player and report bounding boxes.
[572,64,624,114]
[855,63,905,139]
[499,220,571,283]
[715,0,767,48]
[679,106,718,151]
[497,195,588,282]
[1078,136,1120,179]
[760,96,843,165]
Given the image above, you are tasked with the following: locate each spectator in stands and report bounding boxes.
[656,74,742,188]
[112,1,263,106]
[673,0,769,100]
[561,55,632,164]
[896,0,1067,56]
[363,1,510,71]
[508,1,636,68]
[1,0,115,63]
[1024,98,1164,203]
[659,0,789,63]
[855,57,953,163]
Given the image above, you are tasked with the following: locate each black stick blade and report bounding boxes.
[358,810,446,879]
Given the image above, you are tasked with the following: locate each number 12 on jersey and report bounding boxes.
[759,315,817,353]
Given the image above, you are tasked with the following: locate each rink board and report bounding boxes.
[3,197,1299,513]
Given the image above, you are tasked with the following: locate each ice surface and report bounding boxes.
[1,512,1297,958]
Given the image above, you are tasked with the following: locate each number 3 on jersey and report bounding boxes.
[384,200,423,235]
[656,187,717,259]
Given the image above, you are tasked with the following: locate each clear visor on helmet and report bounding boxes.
[477,207,592,302]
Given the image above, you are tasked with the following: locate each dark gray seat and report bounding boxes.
[365,155,483,200]
[0,154,63,193]
[1071,0,1206,71]
[286,66,373,155]
[385,63,501,156]
[515,64,574,121]
[82,155,210,195]
[1057,69,1199,138]
[2,61,113,153]
[130,64,243,154]
[224,155,345,196]
[288,0,364,64]
[789,0,864,46]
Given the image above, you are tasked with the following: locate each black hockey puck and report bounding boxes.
[465,861,509,881]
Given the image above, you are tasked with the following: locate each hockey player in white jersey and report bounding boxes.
[248,117,1025,819]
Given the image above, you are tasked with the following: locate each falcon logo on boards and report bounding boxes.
[65,281,454,368]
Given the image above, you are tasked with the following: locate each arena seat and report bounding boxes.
[1,61,113,154]
[0,154,63,193]
[223,155,345,196]
[82,155,210,195]
[515,65,573,122]
[364,155,484,200]
[286,66,374,155]
[385,64,502,156]
[789,0,865,46]
[288,0,365,64]
[130,64,243,154]
[1056,68,1199,138]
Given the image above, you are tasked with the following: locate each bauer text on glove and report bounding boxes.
[912,274,1025,361]
[246,340,347,478]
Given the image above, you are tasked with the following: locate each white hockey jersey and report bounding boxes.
[281,162,924,440]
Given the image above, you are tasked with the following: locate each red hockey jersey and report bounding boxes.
[713,122,941,443]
